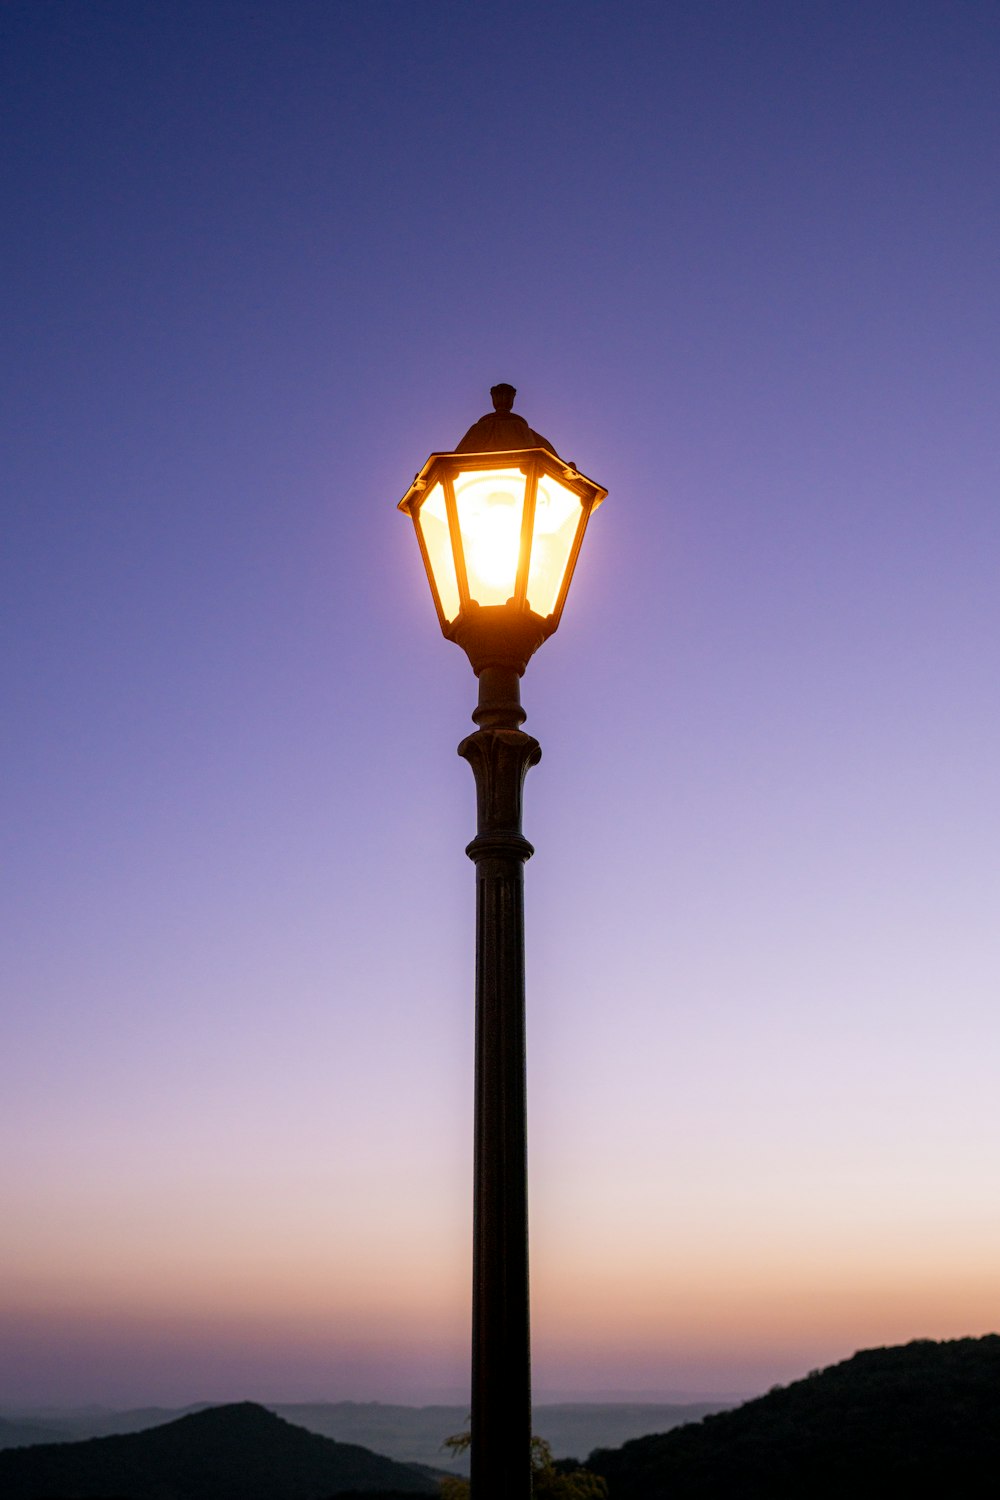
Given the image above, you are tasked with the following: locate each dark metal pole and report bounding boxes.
[459,664,540,1500]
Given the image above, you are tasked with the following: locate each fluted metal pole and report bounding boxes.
[458,665,540,1500]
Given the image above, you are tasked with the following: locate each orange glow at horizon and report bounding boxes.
[6,1199,997,1389]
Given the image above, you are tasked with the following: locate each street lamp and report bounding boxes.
[398,385,606,1500]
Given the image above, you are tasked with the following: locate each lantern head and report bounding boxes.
[398,386,607,675]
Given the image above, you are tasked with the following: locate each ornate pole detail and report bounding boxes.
[458,665,541,1500]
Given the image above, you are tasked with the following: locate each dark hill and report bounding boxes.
[0,1400,438,1499]
[588,1335,1000,1498]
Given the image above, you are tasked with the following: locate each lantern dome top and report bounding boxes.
[455,384,558,457]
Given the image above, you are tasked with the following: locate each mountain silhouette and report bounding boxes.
[588,1335,1000,1497]
[0,1400,439,1499]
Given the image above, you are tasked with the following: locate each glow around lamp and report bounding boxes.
[398,383,607,676]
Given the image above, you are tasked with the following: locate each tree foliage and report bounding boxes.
[441,1430,607,1500]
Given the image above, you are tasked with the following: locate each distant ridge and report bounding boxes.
[272,1400,730,1471]
[0,1414,71,1449]
[0,1404,215,1447]
[0,1399,735,1471]
[0,1400,438,1499]
[588,1335,1000,1498]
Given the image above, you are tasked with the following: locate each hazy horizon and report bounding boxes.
[0,1308,982,1409]
[2,1388,749,1416]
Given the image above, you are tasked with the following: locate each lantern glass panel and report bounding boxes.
[525,473,583,618]
[416,480,461,623]
[453,467,528,606]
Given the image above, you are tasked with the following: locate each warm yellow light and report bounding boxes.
[525,473,583,617]
[469,500,521,589]
[454,467,527,606]
[400,431,605,662]
[416,481,461,623]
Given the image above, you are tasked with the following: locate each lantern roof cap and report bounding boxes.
[455,384,559,457]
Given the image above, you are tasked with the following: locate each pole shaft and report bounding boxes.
[459,671,540,1500]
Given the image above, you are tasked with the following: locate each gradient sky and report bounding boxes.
[3,0,999,1409]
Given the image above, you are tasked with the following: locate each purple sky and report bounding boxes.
[3,0,999,1408]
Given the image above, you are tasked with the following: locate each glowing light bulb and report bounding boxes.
[454,468,527,605]
[466,492,521,592]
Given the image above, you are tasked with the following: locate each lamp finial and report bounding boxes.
[457,385,555,455]
[490,383,516,415]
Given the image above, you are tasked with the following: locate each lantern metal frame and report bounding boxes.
[398,444,607,675]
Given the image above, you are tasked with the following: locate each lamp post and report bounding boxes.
[398,386,606,1499]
